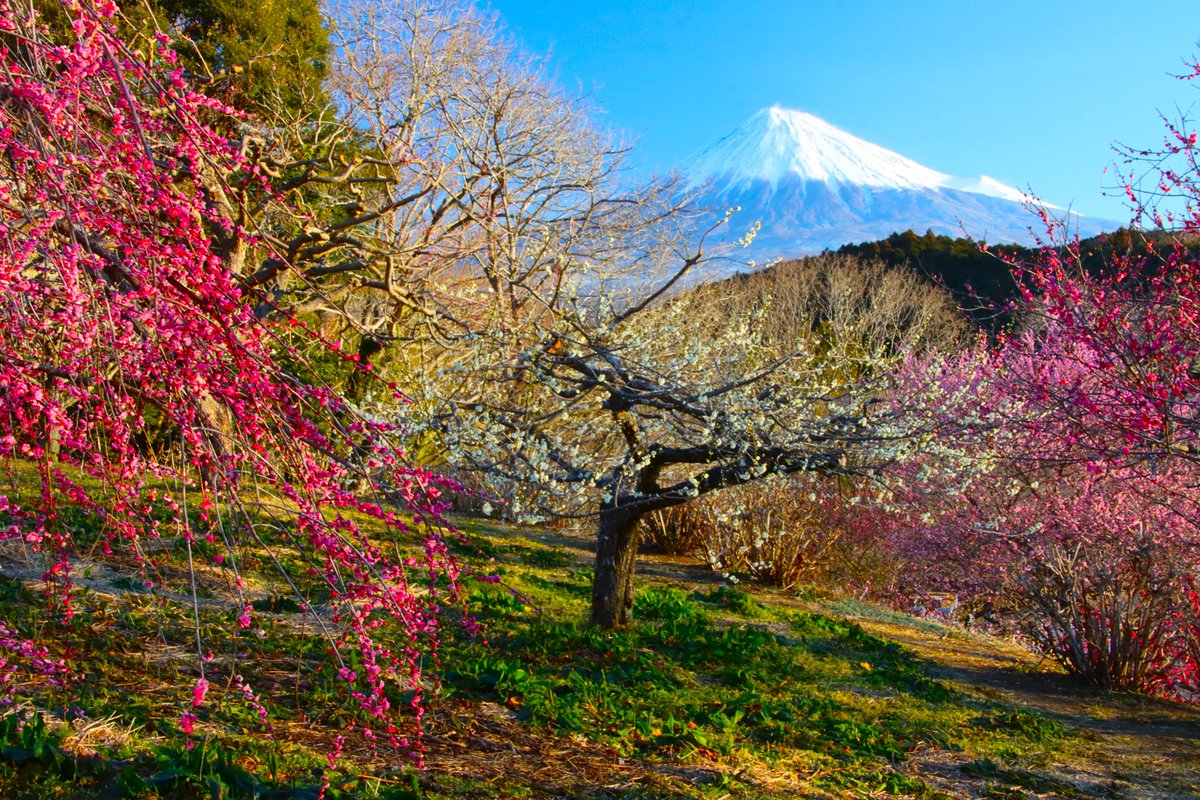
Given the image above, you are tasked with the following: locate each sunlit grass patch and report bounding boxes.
[0,503,1182,799]
[429,544,1083,798]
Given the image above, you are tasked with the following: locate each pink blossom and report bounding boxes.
[192,678,208,708]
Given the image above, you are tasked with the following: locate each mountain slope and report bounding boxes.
[686,107,1116,270]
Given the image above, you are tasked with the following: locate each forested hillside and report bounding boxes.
[835,227,1200,330]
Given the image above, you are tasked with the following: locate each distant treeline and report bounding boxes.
[825,228,1200,331]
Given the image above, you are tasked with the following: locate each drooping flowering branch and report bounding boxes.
[0,0,468,758]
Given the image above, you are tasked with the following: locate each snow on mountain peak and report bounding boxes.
[688,107,1043,207]
[940,174,1056,208]
[678,107,1108,264]
[689,106,950,190]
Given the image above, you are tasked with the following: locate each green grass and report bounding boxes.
[0,484,1143,799]
[437,574,1071,799]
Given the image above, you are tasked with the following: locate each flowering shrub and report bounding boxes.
[1174,578,1200,698]
[887,440,1198,693]
[854,58,1200,698]
[0,0,465,756]
[643,475,899,592]
[884,283,1200,698]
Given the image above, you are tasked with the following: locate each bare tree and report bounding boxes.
[148,0,669,384]
[269,0,689,349]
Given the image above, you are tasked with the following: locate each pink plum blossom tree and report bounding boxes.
[881,71,1200,695]
[0,0,465,755]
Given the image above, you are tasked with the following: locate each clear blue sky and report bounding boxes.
[485,0,1200,221]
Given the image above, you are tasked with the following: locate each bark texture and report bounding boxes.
[589,503,642,628]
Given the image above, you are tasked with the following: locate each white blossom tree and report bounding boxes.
[418,254,965,627]
[235,0,965,629]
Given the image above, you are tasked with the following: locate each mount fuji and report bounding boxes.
[685,107,1116,267]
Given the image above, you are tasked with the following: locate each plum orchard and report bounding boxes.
[0,0,465,754]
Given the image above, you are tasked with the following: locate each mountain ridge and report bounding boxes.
[683,107,1117,271]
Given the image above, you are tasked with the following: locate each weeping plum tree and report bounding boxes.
[428,253,965,628]
[0,0,466,752]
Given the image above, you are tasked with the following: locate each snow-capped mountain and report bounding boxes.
[686,107,1114,269]
[691,108,950,191]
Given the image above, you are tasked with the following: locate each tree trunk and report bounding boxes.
[194,392,235,488]
[590,503,642,629]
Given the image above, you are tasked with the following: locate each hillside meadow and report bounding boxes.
[0,461,1196,800]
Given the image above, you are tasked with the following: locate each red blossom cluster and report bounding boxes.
[0,0,469,756]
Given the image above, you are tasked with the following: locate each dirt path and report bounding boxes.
[881,622,1200,752]
[834,610,1200,798]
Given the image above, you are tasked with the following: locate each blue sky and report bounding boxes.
[485,1,1200,221]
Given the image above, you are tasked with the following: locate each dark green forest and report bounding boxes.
[834,227,1197,330]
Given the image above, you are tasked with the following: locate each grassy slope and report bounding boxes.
[0,487,1197,800]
